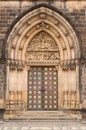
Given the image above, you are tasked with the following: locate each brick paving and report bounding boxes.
[0,120,86,130]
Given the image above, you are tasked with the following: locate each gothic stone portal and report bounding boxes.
[5,6,80,119]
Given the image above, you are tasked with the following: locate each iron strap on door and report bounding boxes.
[28,67,58,110]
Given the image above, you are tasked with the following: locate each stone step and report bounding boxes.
[17,115,67,117]
[10,115,73,120]
[9,111,77,121]
[11,117,73,121]
[19,112,66,115]
[19,111,66,114]
[17,111,68,118]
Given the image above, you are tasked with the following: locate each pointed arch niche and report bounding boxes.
[6,5,81,111]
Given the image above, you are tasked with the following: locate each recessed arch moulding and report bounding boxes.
[6,6,81,111]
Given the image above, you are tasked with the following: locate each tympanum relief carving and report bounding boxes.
[26,31,60,65]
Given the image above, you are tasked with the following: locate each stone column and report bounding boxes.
[26,66,31,110]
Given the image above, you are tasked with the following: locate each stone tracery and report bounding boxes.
[26,31,60,62]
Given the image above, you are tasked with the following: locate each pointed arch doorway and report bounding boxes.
[26,31,59,110]
[5,4,81,118]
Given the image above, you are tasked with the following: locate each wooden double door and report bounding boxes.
[28,66,58,110]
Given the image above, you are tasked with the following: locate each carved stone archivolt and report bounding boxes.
[26,31,60,65]
[6,6,80,64]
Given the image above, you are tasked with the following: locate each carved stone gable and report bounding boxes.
[26,31,60,65]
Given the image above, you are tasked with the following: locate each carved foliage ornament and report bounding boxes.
[8,60,25,71]
[61,60,76,71]
[26,31,60,63]
[36,22,49,29]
